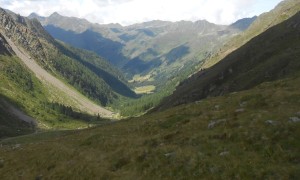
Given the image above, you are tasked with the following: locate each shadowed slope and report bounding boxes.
[155,11,300,111]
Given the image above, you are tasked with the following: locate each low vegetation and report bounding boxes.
[0,55,106,138]
[1,75,299,179]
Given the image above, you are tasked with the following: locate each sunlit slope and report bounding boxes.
[2,33,112,117]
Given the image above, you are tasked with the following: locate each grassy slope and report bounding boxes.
[155,9,300,111]
[0,9,120,135]
[0,54,107,138]
[0,75,299,179]
[203,0,300,69]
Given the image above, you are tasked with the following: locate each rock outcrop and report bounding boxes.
[0,8,50,65]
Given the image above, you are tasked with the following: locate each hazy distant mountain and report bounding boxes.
[29,12,253,92]
[29,12,93,33]
[26,11,259,116]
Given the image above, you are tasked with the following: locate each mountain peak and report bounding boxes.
[29,12,39,16]
[28,12,46,22]
[194,19,212,25]
[28,12,41,18]
[50,12,61,17]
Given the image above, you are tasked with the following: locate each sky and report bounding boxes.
[0,0,283,26]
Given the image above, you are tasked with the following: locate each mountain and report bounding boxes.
[2,8,135,104]
[0,1,299,178]
[1,35,300,178]
[0,8,137,137]
[203,0,300,69]
[29,13,250,85]
[29,12,255,116]
[29,12,93,33]
[155,0,300,111]
[230,16,257,31]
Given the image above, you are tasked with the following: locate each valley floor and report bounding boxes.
[0,75,300,179]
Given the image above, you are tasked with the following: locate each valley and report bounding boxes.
[30,12,255,115]
[1,73,300,179]
[0,0,299,179]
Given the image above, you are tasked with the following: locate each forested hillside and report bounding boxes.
[0,8,134,137]
[1,8,135,106]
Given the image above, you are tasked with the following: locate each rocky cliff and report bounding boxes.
[0,8,48,65]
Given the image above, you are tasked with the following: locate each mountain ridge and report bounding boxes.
[1,8,136,104]
[28,10,255,115]
[1,31,113,116]
[29,12,245,76]
[0,7,139,136]
[155,4,300,111]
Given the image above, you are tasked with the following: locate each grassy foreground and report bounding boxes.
[0,76,300,179]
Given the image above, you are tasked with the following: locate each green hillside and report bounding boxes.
[155,2,300,111]
[0,53,104,138]
[1,72,299,179]
[0,8,133,137]
[203,0,300,69]
[1,8,135,107]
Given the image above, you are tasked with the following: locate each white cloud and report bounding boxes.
[0,0,283,25]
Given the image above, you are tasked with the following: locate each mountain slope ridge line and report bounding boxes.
[1,31,113,117]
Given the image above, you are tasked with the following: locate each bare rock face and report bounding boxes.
[0,8,49,64]
[289,117,300,123]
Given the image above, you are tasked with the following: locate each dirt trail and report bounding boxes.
[2,33,113,117]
